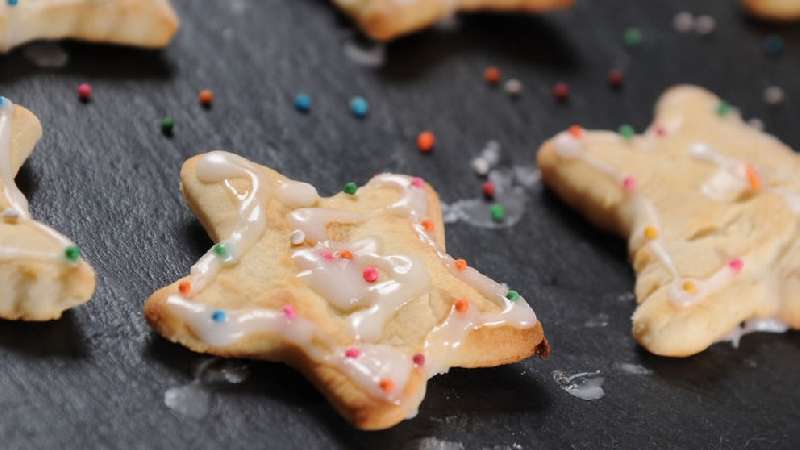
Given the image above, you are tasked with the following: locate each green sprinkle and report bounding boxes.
[618,124,635,140]
[64,245,81,263]
[212,243,229,258]
[716,101,732,117]
[506,290,520,302]
[343,182,358,195]
[489,204,505,223]
[624,28,642,46]
[161,117,175,135]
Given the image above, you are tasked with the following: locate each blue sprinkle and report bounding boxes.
[764,35,784,56]
[294,93,311,113]
[0,96,6,107]
[7,0,18,6]
[350,96,368,119]
[211,310,227,323]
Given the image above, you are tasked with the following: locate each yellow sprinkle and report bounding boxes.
[644,226,659,241]
[682,280,697,294]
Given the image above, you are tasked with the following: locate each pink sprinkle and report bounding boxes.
[363,266,379,283]
[78,83,92,102]
[412,353,425,367]
[622,176,637,192]
[411,177,424,188]
[321,250,335,261]
[282,304,297,320]
[654,126,666,137]
[729,258,744,273]
[344,347,361,359]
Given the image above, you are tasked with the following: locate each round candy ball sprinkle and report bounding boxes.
[198,89,214,108]
[7,0,18,6]
[553,82,570,102]
[211,310,227,323]
[363,266,379,283]
[417,131,435,153]
[161,117,175,136]
[673,11,694,33]
[212,243,228,258]
[64,245,81,263]
[764,35,784,56]
[290,229,306,246]
[729,258,744,273]
[350,96,369,118]
[454,299,470,313]
[454,259,468,271]
[608,69,624,89]
[343,181,358,195]
[506,290,520,301]
[178,281,192,297]
[624,27,642,46]
[282,304,297,320]
[489,203,505,222]
[716,101,732,117]
[294,93,311,113]
[472,157,490,176]
[484,66,501,86]
[482,181,496,199]
[694,15,715,35]
[412,353,425,367]
[504,79,522,96]
[378,378,395,393]
[618,124,635,140]
[748,118,764,130]
[764,86,784,105]
[344,347,361,359]
[78,83,92,103]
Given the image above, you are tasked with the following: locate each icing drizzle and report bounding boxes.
[166,151,538,406]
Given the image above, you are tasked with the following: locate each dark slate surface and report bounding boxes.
[1,0,799,448]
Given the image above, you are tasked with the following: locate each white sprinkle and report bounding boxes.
[504,79,522,96]
[290,229,305,246]
[673,12,694,33]
[472,157,490,176]
[748,118,764,130]
[1,208,20,224]
[764,86,784,105]
[694,15,716,35]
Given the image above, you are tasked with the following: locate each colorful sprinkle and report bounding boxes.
[290,229,306,246]
[378,378,395,394]
[7,0,18,6]
[343,181,358,195]
[454,299,470,313]
[673,11,694,33]
[0,96,6,107]
[618,124,635,140]
[484,66,501,85]
[729,258,744,273]
[682,280,697,294]
[622,176,637,192]
[506,290,520,301]
[643,226,659,241]
[64,245,81,263]
[212,243,229,258]
[694,15,715,35]
[339,250,353,260]
[653,125,667,137]
[161,117,175,136]
[417,131,435,153]
[764,35,784,56]
[410,177,424,188]
[454,259,468,271]
[198,89,214,107]
[344,347,361,359]
[211,310,226,323]
[77,83,92,103]
[421,219,435,232]
[745,164,761,192]
[553,82,570,102]
[294,93,312,113]
[608,69,624,89]
[482,181,496,199]
[716,101,732,117]
[363,266,379,283]
[624,27,642,46]
[350,96,368,118]
[178,281,192,297]
[282,304,297,320]
[489,203,505,222]
[472,158,490,176]
[412,353,426,367]
[764,86,784,106]
[504,79,522,96]
[321,250,335,261]
[568,125,584,139]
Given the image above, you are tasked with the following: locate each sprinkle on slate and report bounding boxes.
[417,131,435,153]
[484,66,501,86]
[764,86,784,106]
[619,124,635,140]
[506,290,520,301]
[64,245,81,263]
[199,89,214,108]
[78,83,92,103]
[343,182,358,195]
[211,310,226,323]
[350,96,368,118]
[505,79,522,96]
[490,203,505,222]
[608,69,623,89]
[624,27,642,46]
[294,93,311,113]
[764,35,784,56]
[673,11,694,33]
[694,15,715,35]
[553,82,570,102]
[161,117,175,136]
[482,181,495,199]
[716,101,732,117]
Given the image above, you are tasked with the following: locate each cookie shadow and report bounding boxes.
[0,311,87,358]
[14,165,40,204]
[0,41,174,83]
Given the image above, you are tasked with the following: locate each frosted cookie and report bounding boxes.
[0,0,179,53]
[743,0,800,21]
[0,98,95,320]
[537,85,800,357]
[333,0,573,41]
[145,151,549,429]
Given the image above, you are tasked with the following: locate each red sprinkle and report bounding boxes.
[282,304,297,320]
[729,258,744,273]
[622,176,637,192]
[198,89,214,107]
[421,219,435,232]
[412,353,426,367]
[553,82,570,102]
[482,181,496,199]
[321,250,335,261]
[344,347,361,359]
[411,177,425,188]
[417,131,435,153]
[454,259,468,271]
[484,66,501,85]
[608,69,624,88]
[568,125,584,139]
[363,267,379,283]
[78,83,92,103]
[178,281,192,297]
[379,378,395,393]
[454,298,470,313]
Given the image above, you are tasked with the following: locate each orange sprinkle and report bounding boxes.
[417,131,435,153]
[568,125,584,139]
[339,250,353,260]
[454,298,470,313]
[178,281,192,297]
[454,259,468,271]
[644,226,659,241]
[484,66,501,85]
[198,89,214,107]
[682,280,697,294]
[745,164,761,192]
[379,378,395,394]
[421,219,435,231]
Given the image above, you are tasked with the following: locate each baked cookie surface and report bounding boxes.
[0,98,95,320]
[743,0,800,21]
[145,151,548,429]
[0,0,179,53]
[538,85,800,357]
[332,0,573,41]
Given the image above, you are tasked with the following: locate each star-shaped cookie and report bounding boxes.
[0,98,95,320]
[0,0,179,53]
[145,151,549,429]
[538,85,800,357]
[743,0,800,21]
[332,0,573,41]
